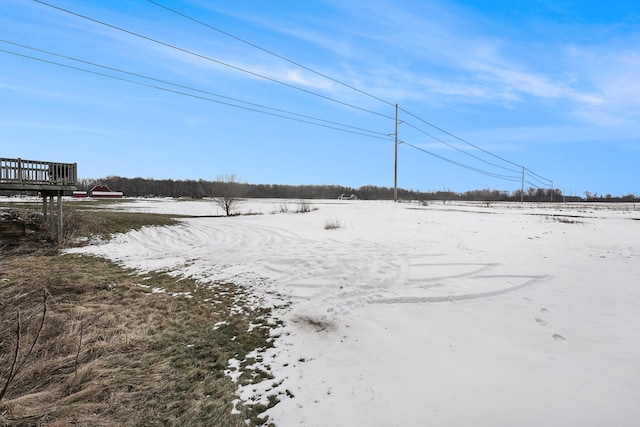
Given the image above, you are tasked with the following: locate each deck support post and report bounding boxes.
[48,195,54,241]
[57,191,63,244]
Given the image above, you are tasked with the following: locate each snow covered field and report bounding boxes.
[67,198,640,426]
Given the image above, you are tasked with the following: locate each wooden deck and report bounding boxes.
[1,157,78,244]
[0,157,77,193]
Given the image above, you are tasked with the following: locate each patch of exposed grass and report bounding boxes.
[295,200,317,214]
[324,219,342,230]
[273,200,317,215]
[72,209,182,240]
[0,206,282,426]
[1,200,183,246]
[545,214,583,224]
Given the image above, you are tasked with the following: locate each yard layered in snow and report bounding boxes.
[67,199,640,426]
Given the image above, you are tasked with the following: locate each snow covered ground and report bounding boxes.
[66,198,640,426]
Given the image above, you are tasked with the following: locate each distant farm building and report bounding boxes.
[338,193,358,200]
[74,185,123,198]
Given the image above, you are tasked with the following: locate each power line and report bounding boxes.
[400,107,523,169]
[29,0,555,189]
[143,0,537,180]
[33,0,396,121]
[401,141,522,182]
[4,40,538,189]
[3,40,528,186]
[0,47,393,142]
[145,0,395,109]
[0,39,390,139]
[527,174,552,187]
[402,121,522,174]
[401,107,554,188]
[3,46,547,190]
[525,167,552,185]
[0,40,540,188]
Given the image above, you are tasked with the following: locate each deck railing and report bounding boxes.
[0,157,77,186]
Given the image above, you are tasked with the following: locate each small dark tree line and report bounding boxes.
[71,176,638,203]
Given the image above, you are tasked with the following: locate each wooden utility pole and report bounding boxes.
[521,166,525,203]
[394,103,398,202]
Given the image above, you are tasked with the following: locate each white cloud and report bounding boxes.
[74,0,640,133]
[460,121,640,149]
[561,44,640,126]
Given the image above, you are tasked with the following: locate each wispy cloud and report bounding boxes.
[0,119,114,135]
[60,0,640,133]
[343,0,640,130]
[459,121,640,150]
[564,45,640,126]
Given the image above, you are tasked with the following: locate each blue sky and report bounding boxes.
[2,0,639,196]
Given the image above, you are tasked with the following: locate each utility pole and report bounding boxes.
[520,166,525,203]
[394,103,398,202]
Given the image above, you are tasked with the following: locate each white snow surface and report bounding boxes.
[66,198,640,426]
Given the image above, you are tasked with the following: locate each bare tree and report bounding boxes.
[212,174,242,216]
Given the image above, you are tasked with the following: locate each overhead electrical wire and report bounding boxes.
[144,0,395,109]
[141,0,554,187]
[399,107,524,170]
[401,141,522,182]
[33,0,396,121]
[0,47,393,142]
[2,45,525,185]
[402,121,522,174]
[3,42,521,183]
[0,40,389,139]
[27,0,554,189]
[527,174,552,187]
[525,167,553,185]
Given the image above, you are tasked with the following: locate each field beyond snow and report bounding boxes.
[67,198,640,426]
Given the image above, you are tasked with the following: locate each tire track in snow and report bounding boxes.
[69,217,548,306]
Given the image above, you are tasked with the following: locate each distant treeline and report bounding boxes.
[66,176,639,203]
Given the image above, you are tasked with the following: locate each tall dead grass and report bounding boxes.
[0,205,280,426]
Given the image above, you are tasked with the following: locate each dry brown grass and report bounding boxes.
[0,204,281,426]
[324,219,342,230]
[1,199,182,248]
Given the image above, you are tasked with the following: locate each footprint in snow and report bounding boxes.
[552,333,566,342]
[535,318,548,326]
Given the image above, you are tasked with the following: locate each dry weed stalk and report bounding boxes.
[74,315,84,378]
[0,289,48,401]
[0,311,21,402]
